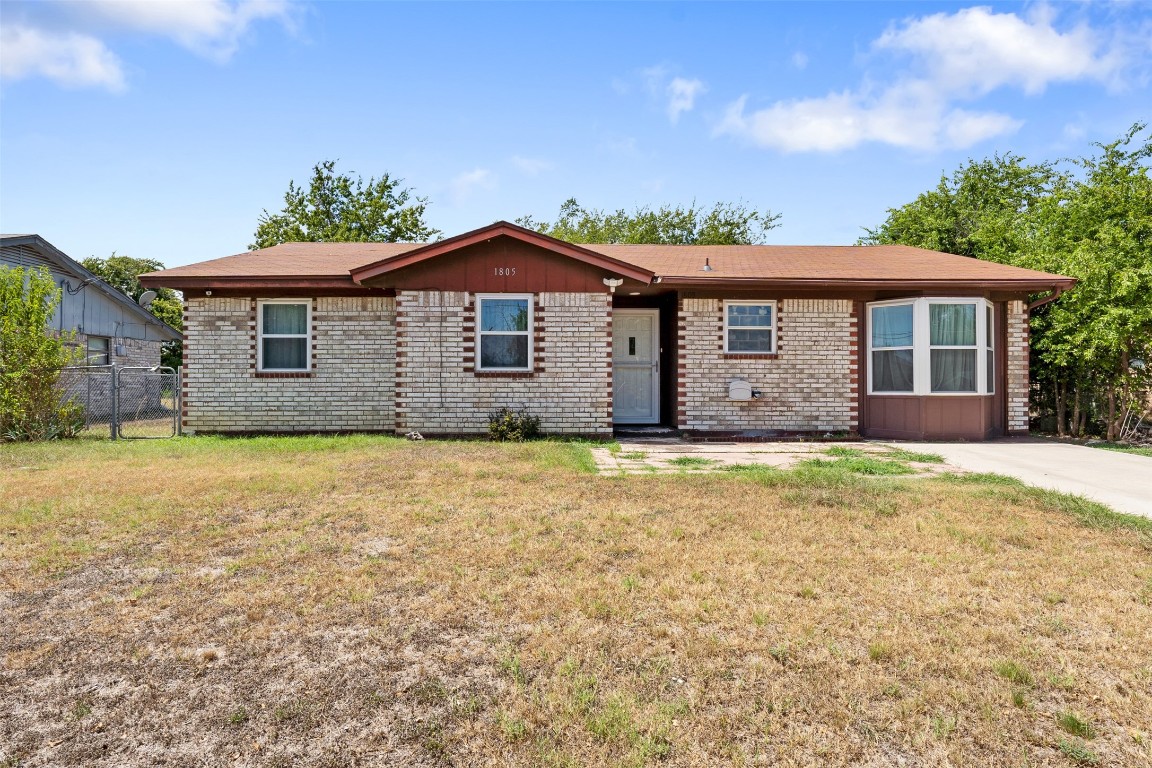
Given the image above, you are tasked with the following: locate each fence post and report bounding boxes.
[110,365,118,440]
[176,366,182,437]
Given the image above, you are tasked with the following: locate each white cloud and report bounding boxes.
[790,51,809,70]
[79,0,295,62]
[626,64,707,123]
[448,168,495,204]
[0,0,295,90]
[715,86,1021,153]
[715,6,1124,153]
[666,77,705,123]
[875,6,1120,95]
[510,156,554,176]
[0,23,125,91]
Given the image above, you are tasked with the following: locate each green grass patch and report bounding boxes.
[885,448,946,464]
[667,456,715,468]
[936,472,1152,539]
[799,457,916,475]
[1085,441,1152,458]
[1058,738,1100,765]
[1057,711,1096,739]
[825,445,867,458]
[993,660,1033,687]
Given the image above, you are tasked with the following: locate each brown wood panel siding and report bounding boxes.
[993,301,1007,435]
[363,237,618,293]
[864,395,997,440]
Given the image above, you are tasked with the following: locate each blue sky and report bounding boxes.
[1,1,1149,268]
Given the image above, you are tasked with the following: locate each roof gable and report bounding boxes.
[349,221,655,285]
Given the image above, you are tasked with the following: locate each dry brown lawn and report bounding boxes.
[2,436,1150,767]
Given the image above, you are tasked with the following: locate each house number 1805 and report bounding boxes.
[494,267,517,276]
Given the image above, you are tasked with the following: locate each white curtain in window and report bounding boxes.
[930,304,975,345]
[929,304,976,392]
[873,349,914,391]
[931,349,976,392]
[872,304,914,347]
[263,304,307,334]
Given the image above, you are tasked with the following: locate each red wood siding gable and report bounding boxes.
[350,221,654,293]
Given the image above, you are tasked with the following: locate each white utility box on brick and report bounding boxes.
[728,379,753,400]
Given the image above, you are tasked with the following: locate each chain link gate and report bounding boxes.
[116,366,179,438]
[58,365,179,439]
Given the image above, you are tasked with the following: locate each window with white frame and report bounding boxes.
[477,294,532,370]
[868,298,994,395]
[724,301,776,354]
[258,300,310,371]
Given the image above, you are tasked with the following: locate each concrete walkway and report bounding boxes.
[894,439,1152,519]
[591,437,1152,519]
[591,440,944,475]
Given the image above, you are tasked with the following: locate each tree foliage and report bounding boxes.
[864,124,1152,440]
[517,198,781,245]
[82,253,183,369]
[0,266,84,440]
[860,154,1057,262]
[252,160,441,249]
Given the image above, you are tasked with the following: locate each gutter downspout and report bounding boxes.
[1028,285,1068,313]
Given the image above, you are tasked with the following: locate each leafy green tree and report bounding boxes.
[0,266,84,440]
[860,153,1057,262]
[1022,125,1152,440]
[82,253,183,370]
[517,198,781,245]
[252,160,441,249]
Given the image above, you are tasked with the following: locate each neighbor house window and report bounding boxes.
[868,298,994,395]
[476,294,532,371]
[724,301,777,354]
[258,300,310,371]
[86,336,110,366]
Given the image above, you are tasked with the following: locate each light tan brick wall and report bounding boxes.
[395,290,612,436]
[1006,299,1030,434]
[181,296,396,433]
[677,298,858,433]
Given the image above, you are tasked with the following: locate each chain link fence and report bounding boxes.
[58,365,179,439]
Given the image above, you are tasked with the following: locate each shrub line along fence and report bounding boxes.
[57,364,180,439]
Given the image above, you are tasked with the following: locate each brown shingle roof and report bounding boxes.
[141,242,420,279]
[583,243,1070,285]
[140,230,1073,291]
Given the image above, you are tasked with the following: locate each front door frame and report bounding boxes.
[612,308,660,425]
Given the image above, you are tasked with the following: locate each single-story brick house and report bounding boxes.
[139,221,1074,440]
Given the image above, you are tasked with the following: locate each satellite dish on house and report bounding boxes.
[138,290,157,309]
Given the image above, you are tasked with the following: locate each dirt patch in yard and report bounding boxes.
[2,436,1150,766]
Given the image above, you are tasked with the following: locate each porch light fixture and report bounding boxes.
[603,277,624,293]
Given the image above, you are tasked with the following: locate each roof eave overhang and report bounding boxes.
[137,274,369,291]
[658,276,1078,291]
[349,222,655,285]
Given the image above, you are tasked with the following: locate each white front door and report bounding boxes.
[613,309,660,424]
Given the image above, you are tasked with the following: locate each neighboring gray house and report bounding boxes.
[1,234,181,367]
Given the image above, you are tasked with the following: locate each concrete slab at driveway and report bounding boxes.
[891,439,1152,519]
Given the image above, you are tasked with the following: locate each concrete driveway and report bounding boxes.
[891,438,1152,518]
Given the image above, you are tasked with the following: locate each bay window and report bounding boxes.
[868,298,994,395]
[477,294,532,371]
[258,300,310,371]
